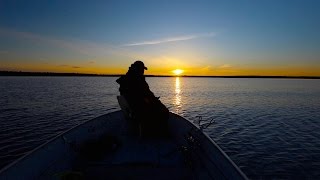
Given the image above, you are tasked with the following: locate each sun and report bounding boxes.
[172,69,184,76]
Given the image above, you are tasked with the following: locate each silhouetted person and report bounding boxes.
[116,61,169,137]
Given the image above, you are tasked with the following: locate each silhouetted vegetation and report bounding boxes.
[0,71,119,77]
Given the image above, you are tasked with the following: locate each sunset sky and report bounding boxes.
[0,0,319,76]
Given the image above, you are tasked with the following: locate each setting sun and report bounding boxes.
[172,69,184,76]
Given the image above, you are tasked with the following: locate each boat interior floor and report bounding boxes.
[74,133,193,180]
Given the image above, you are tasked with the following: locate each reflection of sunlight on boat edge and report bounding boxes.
[174,77,181,113]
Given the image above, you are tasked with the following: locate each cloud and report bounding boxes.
[1,28,87,56]
[88,60,95,64]
[123,32,216,46]
[58,64,81,68]
[0,50,9,54]
[0,28,145,59]
[219,64,231,69]
[201,65,213,71]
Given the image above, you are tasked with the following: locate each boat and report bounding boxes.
[0,107,248,179]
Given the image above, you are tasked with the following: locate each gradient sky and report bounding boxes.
[1,0,320,76]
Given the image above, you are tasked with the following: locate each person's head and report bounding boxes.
[130,60,147,75]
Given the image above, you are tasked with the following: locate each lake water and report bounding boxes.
[1,76,320,179]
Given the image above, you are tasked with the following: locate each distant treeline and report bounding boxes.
[0,71,119,77]
[0,71,319,79]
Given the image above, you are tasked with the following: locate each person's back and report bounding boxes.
[116,61,154,112]
[116,61,169,137]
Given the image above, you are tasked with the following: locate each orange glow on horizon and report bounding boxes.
[1,62,320,76]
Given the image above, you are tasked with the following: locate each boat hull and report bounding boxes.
[0,111,247,180]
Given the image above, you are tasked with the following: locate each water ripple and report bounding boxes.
[1,77,320,179]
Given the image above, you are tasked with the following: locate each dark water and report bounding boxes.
[1,77,320,179]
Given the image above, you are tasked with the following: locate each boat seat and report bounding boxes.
[117,95,133,119]
[117,95,143,136]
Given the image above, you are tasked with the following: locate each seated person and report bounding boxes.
[116,61,169,137]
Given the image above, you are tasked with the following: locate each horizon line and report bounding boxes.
[1,71,319,79]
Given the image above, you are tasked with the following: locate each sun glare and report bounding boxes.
[173,69,184,76]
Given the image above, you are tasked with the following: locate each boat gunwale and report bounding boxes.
[0,110,122,174]
[170,113,248,180]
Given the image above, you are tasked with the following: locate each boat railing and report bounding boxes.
[194,116,215,131]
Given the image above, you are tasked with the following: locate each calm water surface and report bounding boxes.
[1,77,320,179]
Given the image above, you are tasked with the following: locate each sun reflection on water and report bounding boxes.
[174,77,182,112]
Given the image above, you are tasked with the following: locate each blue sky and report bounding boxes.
[0,0,319,75]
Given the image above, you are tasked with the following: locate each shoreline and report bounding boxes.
[0,71,319,79]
